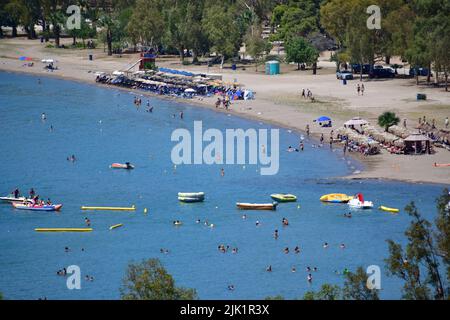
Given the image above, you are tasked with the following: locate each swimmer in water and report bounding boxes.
[220,168,225,177]
[274,229,279,239]
[41,113,46,121]
[284,247,289,254]
[307,274,313,283]
[323,242,329,249]
[85,218,91,227]
[256,221,260,227]
[266,265,272,272]
[294,246,300,254]
[340,243,346,249]
[291,266,297,273]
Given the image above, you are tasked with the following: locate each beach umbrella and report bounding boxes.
[345,117,369,126]
[314,116,332,122]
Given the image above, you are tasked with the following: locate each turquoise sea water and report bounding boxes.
[0,72,446,300]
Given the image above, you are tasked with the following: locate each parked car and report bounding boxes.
[336,70,354,80]
[369,67,395,79]
[351,64,372,74]
[409,67,432,77]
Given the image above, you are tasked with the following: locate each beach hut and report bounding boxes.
[265,61,280,75]
[404,133,431,154]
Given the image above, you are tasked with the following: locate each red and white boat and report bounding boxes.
[12,202,63,212]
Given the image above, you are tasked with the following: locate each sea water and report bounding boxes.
[0,72,446,300]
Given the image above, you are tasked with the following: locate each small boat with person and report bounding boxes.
[320,194,353,203]
[236,202,278,211]
[111,162,135,170]
[12,202,63,212]
[270,194,297,202]
[348,194,373,210]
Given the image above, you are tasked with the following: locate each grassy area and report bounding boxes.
[267,94,371,120]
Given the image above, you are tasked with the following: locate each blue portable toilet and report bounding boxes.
[265,61,280,75]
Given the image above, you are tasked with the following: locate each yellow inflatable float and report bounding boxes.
[109,224,123,230]
[81,205,136,211]
[320,194,353,203]
[35,228,93,232]
[379,206,400,213]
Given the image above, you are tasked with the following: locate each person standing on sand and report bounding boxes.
[357,84,361,96]
[306,125,310,137]
[361,84,365,95]
[301,89,306,98]
[445,117,449,129]
[403,119,407,128]
[320,134,324,144]
[215,98,221,108]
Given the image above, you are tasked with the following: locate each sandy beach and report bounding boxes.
[1,38,449,184]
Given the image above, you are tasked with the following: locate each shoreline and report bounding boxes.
[1,50,449,185]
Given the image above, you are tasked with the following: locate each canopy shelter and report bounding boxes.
[19,56,33,61]
[337,127,380,151]
[404,133,431,154]
[344,117,369,127]
[387,125,411,139]
[361,125,405,147]
[314,116,332,127]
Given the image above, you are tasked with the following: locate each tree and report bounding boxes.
[385,190,449,300]
[120,258,198,300]
[285,36,318,72]
[264,295,285,300]
[304,284,342,300]
[127,0,165,51]
[303,268,379,300]
[342,267,380,300]
[244,22,272,71]
[378,111,400,132]
[203,3,241,68]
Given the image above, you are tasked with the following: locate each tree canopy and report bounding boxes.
[120,258,198,300]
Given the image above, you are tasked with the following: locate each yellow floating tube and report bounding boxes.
[109,224,123,230]
[81,205,136,211]
[379,206,400,213]
[35,228,93,232]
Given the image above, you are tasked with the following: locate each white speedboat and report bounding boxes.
[348,194,373,209]
[0,195,29,203]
